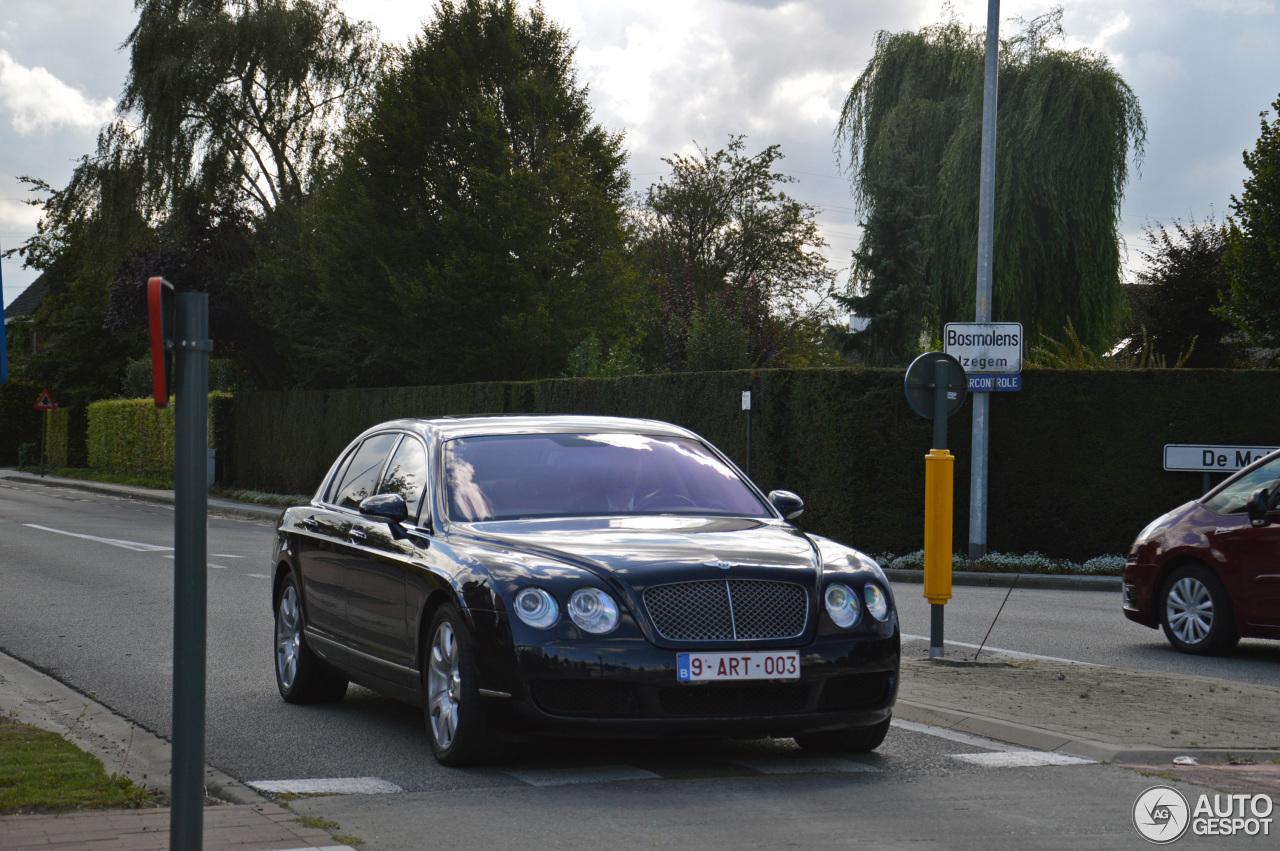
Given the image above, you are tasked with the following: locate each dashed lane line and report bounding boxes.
[733,757,877,775]
[246,777,404,795]
[506,766,661,786]
[951,752,1096,768]
[24,523,172,553]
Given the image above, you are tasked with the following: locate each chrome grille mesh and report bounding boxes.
[643,579,807,641]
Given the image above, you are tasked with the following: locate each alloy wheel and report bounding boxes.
[1166,576,1214,645]
[427,622,463,749]
[276,585,302,690]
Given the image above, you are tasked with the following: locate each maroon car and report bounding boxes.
[1124,449,1280,654]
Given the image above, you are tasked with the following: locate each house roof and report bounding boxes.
[4,273,46,323]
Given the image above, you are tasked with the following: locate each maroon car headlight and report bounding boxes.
[514,588,560,629]
[568,588,620,634]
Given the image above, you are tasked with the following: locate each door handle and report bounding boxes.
[349,528,368,542]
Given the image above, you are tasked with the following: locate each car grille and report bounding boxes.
[658,683,811,716]
[643,579,808,641]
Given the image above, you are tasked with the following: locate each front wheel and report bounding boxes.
[423,604,502,766]
[275,574,348,704]
[795,716,891,754]
[1160,565,1238,655]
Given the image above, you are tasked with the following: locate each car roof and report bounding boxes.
[360,414,700,443]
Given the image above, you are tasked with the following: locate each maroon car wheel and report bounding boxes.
[1159,565,1239,656]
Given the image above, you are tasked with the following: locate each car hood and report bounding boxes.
[456,515,819,590]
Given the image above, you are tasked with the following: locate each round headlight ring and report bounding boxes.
[568,588,620,634]
[514,587,559,629]
[824,583,860,628]
[864,582,890,622]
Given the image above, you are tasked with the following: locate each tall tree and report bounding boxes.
[634,136,835,370]
[1223,95,1280,345]
[274,0,634,386]
[835,8,1145,356]
[1122,218,1236,368]
[122,0,383,214]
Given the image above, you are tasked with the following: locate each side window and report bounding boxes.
[333,433,400,510]
[1203,455,1280,515]
[324,449,357,504]
[379,437,429,520]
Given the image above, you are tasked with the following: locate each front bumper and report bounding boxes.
[481,630,900,740]
[1122,561,1159,628]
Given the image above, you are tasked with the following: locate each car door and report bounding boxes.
[1205,457,1280,629]
[325,432,401,643]
[342,433,431,668]
[293,449,359,637]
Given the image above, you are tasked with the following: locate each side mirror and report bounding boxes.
[359,493,409,523]
[768,490,805,520]
[1247,488,1271,528]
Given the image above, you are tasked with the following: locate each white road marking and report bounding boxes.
[891,718,1020,752]
[506,766,661,786]
[901,633,1102,666]
[951,751,1096,768]
[212,553,243,558]
[734,757,878,775]
[246,777,403,795]
[245,573,269,579]
[209,564,229,570]
[24,523,173,553]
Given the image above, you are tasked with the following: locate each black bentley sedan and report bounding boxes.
[271,415,899,765]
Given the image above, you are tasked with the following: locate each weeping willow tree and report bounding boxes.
[835,9,1145,363]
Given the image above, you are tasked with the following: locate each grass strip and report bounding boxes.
[0,716,152,814]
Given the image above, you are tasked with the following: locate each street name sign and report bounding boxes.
[967,374,1021,392]
[944,322,1023,374]
[1164,444,1278,473]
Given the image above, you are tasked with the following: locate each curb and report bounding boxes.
[0,648,266,806]
[2,472,283,524]
[884,568,1121,592]
[893,698,1280,765]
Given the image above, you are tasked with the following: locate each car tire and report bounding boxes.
[794,716,891,754]
[274,573,349,704]
[423,604,502,766]
[1159,565,1239,656]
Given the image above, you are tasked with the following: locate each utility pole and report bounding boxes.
[969,0,1000,560]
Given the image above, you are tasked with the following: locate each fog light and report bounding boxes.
[514,588,559,628]
[864,583,889,621]
[824,583,859,628]
[568,588,620,634]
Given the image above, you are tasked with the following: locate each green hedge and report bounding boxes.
[227,369,1280,561]
[0,381,43,465]
[87,394,231,479]
[45,406,89,469]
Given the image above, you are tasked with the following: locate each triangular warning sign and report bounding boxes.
[34,390,57,410]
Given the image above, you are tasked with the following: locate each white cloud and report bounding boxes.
[0,49,115,135]
[1192,0,1276,13]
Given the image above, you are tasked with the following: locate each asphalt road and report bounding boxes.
[1,478,1276,849]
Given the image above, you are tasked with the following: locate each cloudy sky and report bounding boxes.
[3,0,1279,309]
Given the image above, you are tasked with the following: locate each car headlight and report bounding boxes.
[567,588,620,634]
[864,583,890,622]
[514,587,559,628]
[824,583,860,628]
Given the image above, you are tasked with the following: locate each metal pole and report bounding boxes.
[170,293,210,851]
[969,0,1000,561]
[40,409,47,477]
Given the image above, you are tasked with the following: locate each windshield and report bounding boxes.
[1202,454,1280,515]
[444,433,771,521]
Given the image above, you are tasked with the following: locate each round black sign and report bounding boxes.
[904,352,968,419]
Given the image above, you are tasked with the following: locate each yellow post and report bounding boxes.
[923,449,954,605]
